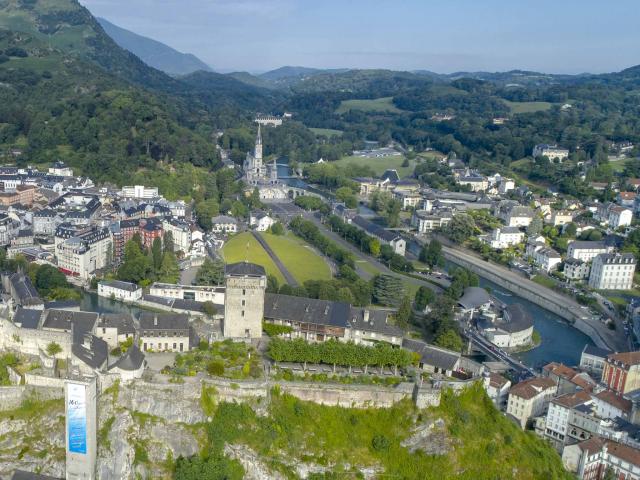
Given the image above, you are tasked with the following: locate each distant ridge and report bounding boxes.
[98,17,212,76]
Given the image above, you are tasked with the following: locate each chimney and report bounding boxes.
[363,310,370,323]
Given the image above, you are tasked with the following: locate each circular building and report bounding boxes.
[478,303,534,349]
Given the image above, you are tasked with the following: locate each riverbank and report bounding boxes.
[436,241,623,351]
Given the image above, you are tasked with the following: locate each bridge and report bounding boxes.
[463,327,537,380]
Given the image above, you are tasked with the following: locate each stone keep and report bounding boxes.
[65,376,97,480]
[223,262,266,339]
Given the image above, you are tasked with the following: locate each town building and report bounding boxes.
[211,215,238,234]
[223,262,267,339]
[480,227,524,249]
[149,283,225,304]
[108,344,145,381]
[483,372,511,409]
[533,144,570,162]
[543,391,592,449]
[563,437,640,480]
[567,241,612,262]
[580,345,612,377]
[411,210,452,233]
[546,210,575,226]
[542,362,596,395]
[120,185,159,199]
[494,202,534,227]
[48,161,74,177]
[242,125,287,199]
[609,206,634,229]
[95,313,136,349]
[55,226,112,279]
[588,253,636,290]
[564,258,591,281]
[531,246,562,272]
[507,377,558,429]
[139,312,192,352]
[602,351,640,395]
[249,211,276,232]
[352,215,406,256]
[97,280,143,302]
[477,304,534,349]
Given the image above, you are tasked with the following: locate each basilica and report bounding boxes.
[242,125,288,199]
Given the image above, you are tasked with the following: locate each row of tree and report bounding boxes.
[289,216,355,268]
[268,338,416,372]
[117,232,180,285]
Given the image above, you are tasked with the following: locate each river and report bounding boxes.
[80,292,151,317]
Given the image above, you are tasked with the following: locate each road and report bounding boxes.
[251,231,299,287]
[301,211,442,294]
[463,328,536,379]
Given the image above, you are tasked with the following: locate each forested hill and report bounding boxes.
[98,17,212,76]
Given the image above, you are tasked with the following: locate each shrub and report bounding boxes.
[207,360,225,376]
[371,434,390,452]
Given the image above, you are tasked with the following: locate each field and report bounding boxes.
[334,155,414,177]
[261,232,332,284]
[336,97,403,114]
[502,100,555,114]
[221,232,285,284]
[309,128,343,138]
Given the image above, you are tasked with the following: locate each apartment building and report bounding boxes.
[588,253,636,291]
[602,351,640,395]
[55,227,112,279]
[567,241,612,263]
[507,377,557,429]
[121,185,159,199]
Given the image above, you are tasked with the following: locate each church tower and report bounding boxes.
[254,124,263,169]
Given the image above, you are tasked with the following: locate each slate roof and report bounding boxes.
[98,313,136,335]
[142,294,174,307]
[42,309,98,333]
[348,307,403,337]
[402,339,460,371]
[380,169,400,183]
[139,312,189,331]
[458,287,491,310]
[110,345,145,372]
[71,330,108,370]
[352,215,400,243]
[264,293,350,328]
[13,307,41,329]
[582,344,611,359]
[500,304,534,333]
[225,262,266,277]
[100,280,140,292]
[10,273,40,304]
[43,300,80,310]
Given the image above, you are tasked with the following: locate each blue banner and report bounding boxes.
[67,383,87,455]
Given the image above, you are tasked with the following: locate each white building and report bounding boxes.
[547,210,574,226]
[481,227,524,249]
[139,312,192,353]
[97,280,142,302]
[250,211,276,232]
[567,241,611,262]
[211,215,238,234]
[121,185,159,200]
[609,206,633,229]
[563,438,640,480]
[411,210,452,233]
[589,253,636,290]
[149,283,225,303]
[533,144,570,162]
[55,227,112,279]
[564,258,590,281]
[162,218,192,254]
[48,161,74,177]
[544,391,592,447]
[579,345,611,376]
[532,246,562,272]
[506,377,558,429]
[483,372,511,409]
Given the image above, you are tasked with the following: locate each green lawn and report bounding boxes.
[336,97,403,114]
[334,155,414,177]
[221,232,285,284]
[502,100,555,114]
[261,232,332,284]
[532,274,557,289]
[309,128,343,138]
[609,157,631,173]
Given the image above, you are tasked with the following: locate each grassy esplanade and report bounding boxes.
[221,232,285,284]
[261,232,332,284]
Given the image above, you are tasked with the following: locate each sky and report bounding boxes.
[79,0,640,74]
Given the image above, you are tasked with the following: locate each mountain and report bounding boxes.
[259,66,351,88]
[97,17,212,76]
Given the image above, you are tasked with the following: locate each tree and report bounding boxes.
[195,199,220,231]
[434,329,463,352]
[151,237,163,271]
[158,252,180,283]
[336,287,355,304]
[196,258,225,285]
[163,231,175,255]
[415,286,435,311]
[46,342,62,357]
[266,274,279,293]
[419,239,444,268]
[270,222,284,236]
[202,301,217,317]
[34,264,69,295]
[335,186,357,208]
[444,214,476,244]
[369,238,381,257]
[395,295,413,329]
[118,239,153,284]
[526,217,543,237]
[373,275,405,306]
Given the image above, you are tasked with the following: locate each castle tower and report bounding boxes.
[223,262,266,339]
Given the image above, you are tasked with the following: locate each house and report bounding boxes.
[506,377,557,428]
[609,206,633,229]
[542,362,596,395]
[393,190,423,210]
[478,304,534,349]
[494,202,534,227]
[97,280,142,302]
[480,227,524,249]
[543,391,592,448]
[546,209,574,226]
[211,215,238,234]
[563,437,640,480]
[139,312,193,353]
[602,351,640,395]
[402,339,483,379]
[108,344,145,381]
[352,216,406,256]
[580,345,611,376]
[411,210,452,233]
[567,241,612,262]
[120,185,159,199]
[95,313,136,349]
[564,258,590,281]
[532,246,562,272]
[618,191,637,208]
[532,144,569,162]
[250,211,276,232]
[483,372,511,409]
[457,173,489,192]
[589,253,636,290]
[354,177,391,197]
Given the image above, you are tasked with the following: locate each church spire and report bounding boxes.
[256,124,262,145]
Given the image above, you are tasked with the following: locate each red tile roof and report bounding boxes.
[594,390,632,413]
[509,377,556,400]
[607,351,640,368]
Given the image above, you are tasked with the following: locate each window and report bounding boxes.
[173,343,177,349]
[242,299,245,306]
[241,310,245,317]
[179,343,183,352]
[242,289,246,295]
